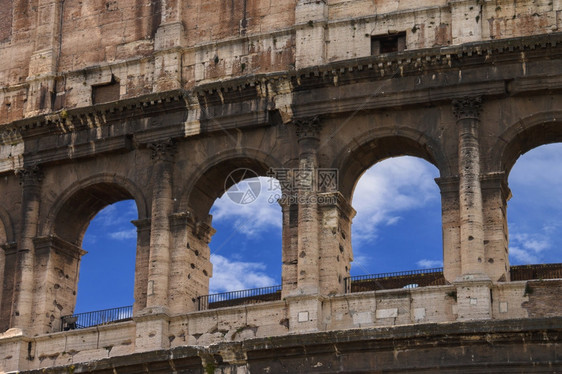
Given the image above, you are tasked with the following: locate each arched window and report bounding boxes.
[204,175,282,307]
[76,200,137,313]
[508,143,562,265]
[351,156,442,287]
[50,179,146,331]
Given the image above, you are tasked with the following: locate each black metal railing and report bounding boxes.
[345,267,447,293]
[344,263,562,293]
[61,305,133,331]
[510,263,562,281]
[198,285,282,311]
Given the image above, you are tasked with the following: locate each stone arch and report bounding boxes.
[43,173,149,246]
[490,111,562,177]
[179,148,283,221]
[490,111,562,273]
[329,128,446,284]
[332,128,447,202]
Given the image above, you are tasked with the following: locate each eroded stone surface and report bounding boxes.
[1,0,562,372]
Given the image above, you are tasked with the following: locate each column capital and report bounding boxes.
[132,218,152,232]
[435,176,460,194]
[317,192,357,220]
[149,139,176,162]
[452,96,482,121]
[480,171,511,201]
[16,165,43,186]
[294,116,322,139]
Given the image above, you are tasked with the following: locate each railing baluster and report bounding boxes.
[344,268,446,293]
[61,305,133,331]
[198,285,283,311]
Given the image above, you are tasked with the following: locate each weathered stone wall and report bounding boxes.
[0,283,559,372]
[0,1,562,372]
[1,0,560,125]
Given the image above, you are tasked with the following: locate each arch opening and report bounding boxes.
[208,175,282,295]
[47,181,144,331]
[507,143,562,267]
[185,157,284,310]
[76,200,137,313]
[350,156,443,278]
[186,157,274,221]
[500,120,562,176]
[209,174,283,300]
[337,135,441,202]
[53,182,137,246]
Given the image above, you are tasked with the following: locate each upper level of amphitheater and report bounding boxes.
[0,0,560,124]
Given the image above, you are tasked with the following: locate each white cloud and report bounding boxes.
[510,143,562,189]
[351,157,440,243]
[508,231,550,264]
[93,200,137,227]
[209,254,276,293]
[509,246,540,264]
[417,259,443,269]
[211,177,282,238]
[109,228,137,240]
[507,144,562,265]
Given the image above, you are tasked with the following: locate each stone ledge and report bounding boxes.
[20,317,562,373]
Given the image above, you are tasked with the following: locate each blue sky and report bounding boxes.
[75,143,562,313]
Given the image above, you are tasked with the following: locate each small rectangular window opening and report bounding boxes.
[92,76,120,105]
[371,32,406,56]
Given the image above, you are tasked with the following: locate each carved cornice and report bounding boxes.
[294,116,321,139]
[132,218,152,232]
[169,211,192,229]
[149,138,176,162]
[2,90,188,139]
[480,172,511,201]
[168,211,216,243]
[194,32,562,97]
[435,176,460,194]
[1,242,17,254]
[318,192,357,220]
[452,96,482,121]
[0,127,22,145]
[33,235,87,260]
[16,165,43,186]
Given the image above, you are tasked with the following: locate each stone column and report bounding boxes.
[452,97,492,321]
[294,117,321,295]
[481,172,511,282]
[435,176,461,282]
[132,218,151,315]
[453,97,486,277]
[280,199,298,298]
[32,236,86,334]
[11,165,43,333]
[145,140,175,311]
[317,192,356,295]
[168,212,214,314]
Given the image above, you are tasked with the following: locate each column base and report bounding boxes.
[133,309,171,352]
[453,274,493,321]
